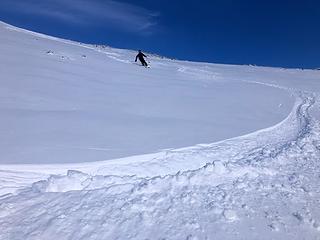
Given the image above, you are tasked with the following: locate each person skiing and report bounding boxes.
[135,50,148,67]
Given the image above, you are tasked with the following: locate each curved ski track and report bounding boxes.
[0,77,320,239]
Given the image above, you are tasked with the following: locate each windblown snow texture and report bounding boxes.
[0,22,320,240]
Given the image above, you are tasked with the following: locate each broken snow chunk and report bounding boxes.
[292,212,304,222]
[213,161,227,174]
[67,170,88,178]
[313,221,320,231]
[268,223,280,231]
[223,209,238,222]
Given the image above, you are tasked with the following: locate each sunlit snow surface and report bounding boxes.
[0,22,296,164]
[0,22,320,240]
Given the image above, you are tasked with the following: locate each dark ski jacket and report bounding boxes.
[135,52,147,62]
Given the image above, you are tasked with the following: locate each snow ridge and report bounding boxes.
[1,92,320,240]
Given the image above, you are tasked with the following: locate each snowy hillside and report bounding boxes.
[0,22,295,165]
[0,21,320,240]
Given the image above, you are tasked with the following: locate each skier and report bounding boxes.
[135,50,148,67]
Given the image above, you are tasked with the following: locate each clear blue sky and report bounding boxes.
[0,0,319,68]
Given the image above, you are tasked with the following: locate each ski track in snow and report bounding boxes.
[1,22,320,240]
[1,83,320,240]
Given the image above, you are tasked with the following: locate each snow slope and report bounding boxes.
[0,22,320,240]
[0,21,294,164]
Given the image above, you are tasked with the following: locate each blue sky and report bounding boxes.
[0,0,319,68]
